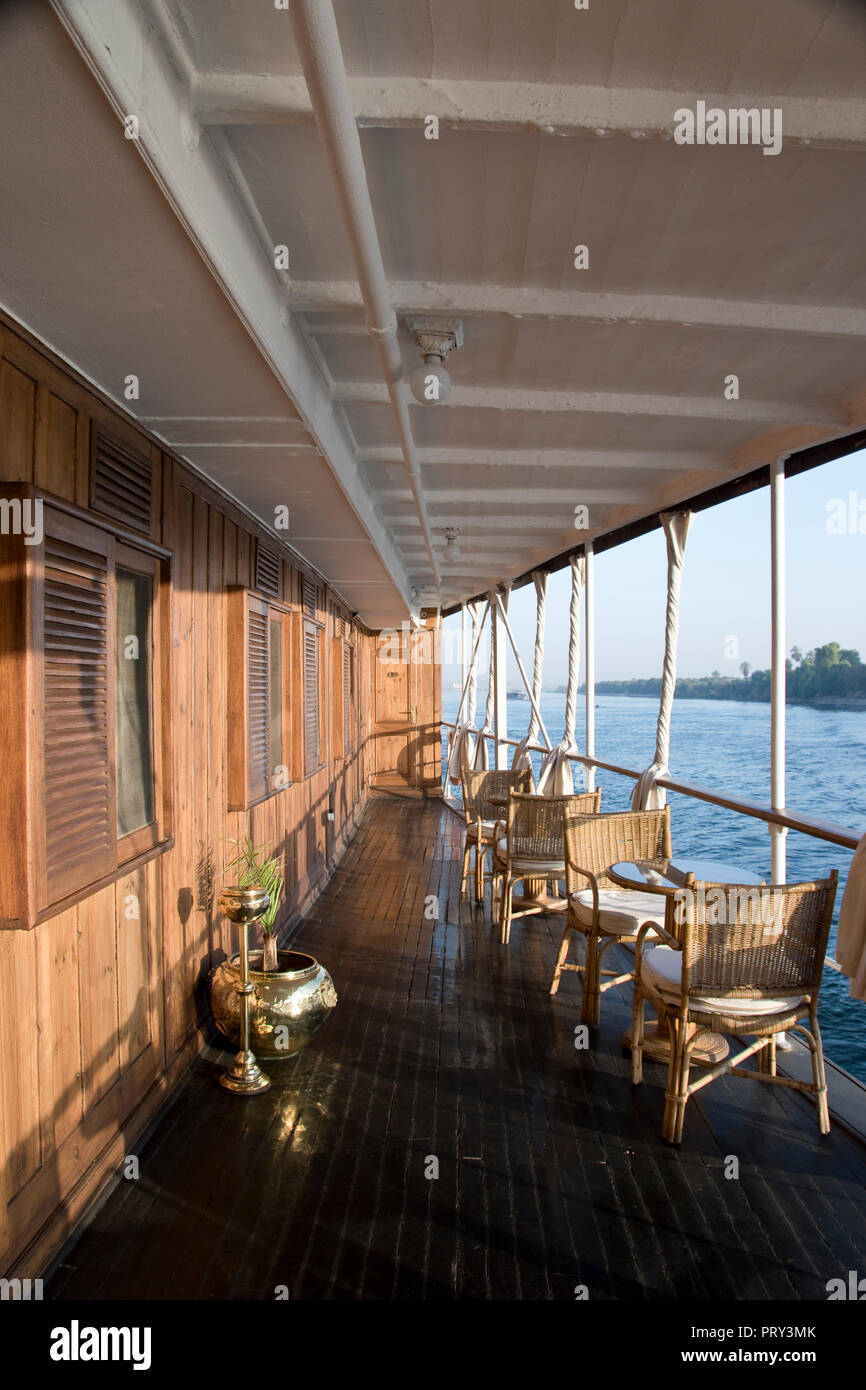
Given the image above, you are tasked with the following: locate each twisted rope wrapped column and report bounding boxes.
[631,510,693,811]
[446,599,483,784]
[466,600,480,726]
[538,556,585,795]
[472,592,498,770]
[512,571,549,776]
[475,586,510,769]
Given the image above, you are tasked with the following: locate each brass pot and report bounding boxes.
[218,884,272,925]
[209,950,337,1061]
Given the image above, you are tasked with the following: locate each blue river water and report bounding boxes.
[441,690,866,1084]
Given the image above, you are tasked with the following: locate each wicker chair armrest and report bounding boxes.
[566,863,601,906]
[640,919,679,951]
[634,917,678,980]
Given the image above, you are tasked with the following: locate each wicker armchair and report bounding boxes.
[492,789,602,943]
[460,767,533,903]
[550,806,672,1025]
[630,870,838,1144]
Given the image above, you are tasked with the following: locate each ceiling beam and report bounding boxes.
[298,281,866,341]
[381,486,647,505]
[392,528,577,541]
[50,0,414,621]
[191,73,866,151]
[360,446,724,472]
[402,549,567,565]
[334,381,842,425]
[289,0,440,594]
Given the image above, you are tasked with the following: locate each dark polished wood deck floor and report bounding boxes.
[47,794,866,1300]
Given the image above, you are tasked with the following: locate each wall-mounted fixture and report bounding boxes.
[443,527,462,561]
[407,317,464,404]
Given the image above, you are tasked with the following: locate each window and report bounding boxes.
[304,619,322,775]
[40,509,165,910]
[115,552,158,854]
[227,590,290,808]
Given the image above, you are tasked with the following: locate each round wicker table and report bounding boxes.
[608,857,765,1067]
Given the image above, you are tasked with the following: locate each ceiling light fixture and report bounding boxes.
[407,317,464,405]
[443,526,462,561]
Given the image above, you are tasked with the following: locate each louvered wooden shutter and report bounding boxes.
[247,602,269,800]
[302,577,317,619]
[254,541,280,599]
[43,524,115,902]
[342,643,352,754]
[304,623,320,774]
[90,429,153,535]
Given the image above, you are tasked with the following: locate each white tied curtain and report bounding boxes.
[837,835,866,1002]
[631,510,693,811]
[512,571,549,776]
[537,556,585,795]
[446,599,482,784]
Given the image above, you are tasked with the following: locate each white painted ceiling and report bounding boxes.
[3,0,866,621]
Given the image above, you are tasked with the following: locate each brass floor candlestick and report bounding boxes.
[218,886,272,1096]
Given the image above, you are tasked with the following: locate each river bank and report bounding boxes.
[582,688,866,712]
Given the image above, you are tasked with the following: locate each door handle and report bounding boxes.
[409,705,417,724]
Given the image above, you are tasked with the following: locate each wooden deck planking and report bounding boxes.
[46,794,866,1301]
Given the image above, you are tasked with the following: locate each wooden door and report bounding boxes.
[371,622,441,789]
[373,632,416,787]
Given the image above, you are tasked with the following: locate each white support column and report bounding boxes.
[584,542,596,792]
[461,603,468,697]
[492,594,508,769]
[770,457,788,884]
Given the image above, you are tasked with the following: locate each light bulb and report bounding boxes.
[410,354,451,404]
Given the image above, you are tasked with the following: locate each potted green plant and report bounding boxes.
[208,835,338,1061]
[224,835,284,971]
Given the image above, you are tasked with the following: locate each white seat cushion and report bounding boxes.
[467,819,499,838]
[494,836,565,876]
[640,945,802,1016]
[570,887,667,936]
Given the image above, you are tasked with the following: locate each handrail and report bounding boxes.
[440,720,861,851]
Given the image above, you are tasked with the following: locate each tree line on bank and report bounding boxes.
[580,644,866,703]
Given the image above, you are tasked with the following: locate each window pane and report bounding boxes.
[115,567,154,838]
[269,616,283,779]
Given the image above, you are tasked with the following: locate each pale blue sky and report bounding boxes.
[442,448,866,687]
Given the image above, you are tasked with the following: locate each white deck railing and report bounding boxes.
[440,720,861,851]
[440,718,866,1135]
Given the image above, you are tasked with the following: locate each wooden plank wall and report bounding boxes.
[0,320,396,1277]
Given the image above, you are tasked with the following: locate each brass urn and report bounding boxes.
[210,948,338,1061]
